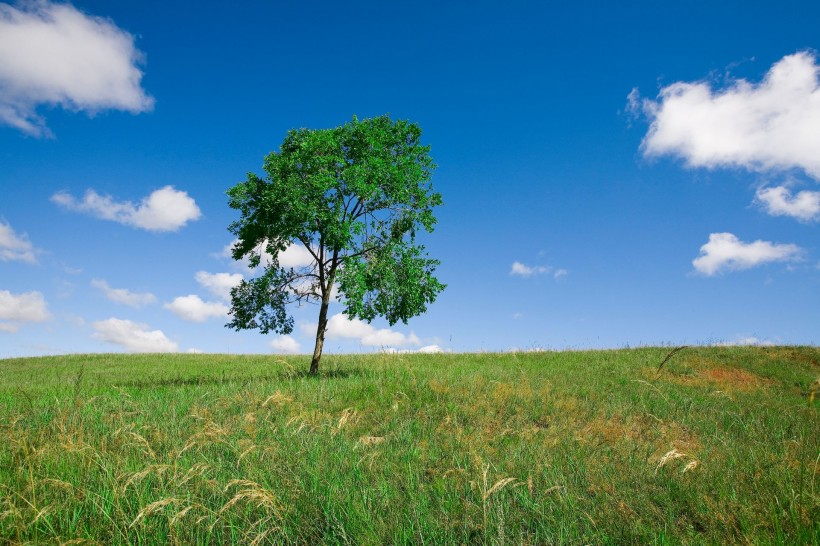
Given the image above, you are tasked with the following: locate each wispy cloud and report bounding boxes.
[52,186,201,232]
[0,221,38,263]
[716,336,776,347]
[636,51,820,180]
[382,344,447,354]
[510,261,568,279]
[91,279,156,308]
[692,232,802,276]
[0,1,153,136]
[92,318,177,352]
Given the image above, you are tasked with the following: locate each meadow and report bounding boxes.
[0,347,817,545]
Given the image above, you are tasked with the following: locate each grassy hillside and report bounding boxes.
[0,347,817,544]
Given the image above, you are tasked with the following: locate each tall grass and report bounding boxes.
[0,347,817,544]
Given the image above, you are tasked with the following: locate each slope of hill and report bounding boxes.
[1,347,817,544]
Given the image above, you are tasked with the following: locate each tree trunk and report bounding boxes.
[309,296,330,375]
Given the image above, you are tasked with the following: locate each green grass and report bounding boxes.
[0,347,817,545]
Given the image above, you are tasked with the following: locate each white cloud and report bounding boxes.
[0,221,38,263]
[220,239,315,271]
[92,318,177,352]
[511,261,567,279]
[279,243,315,268]
[52,186,201,232]
[692,232,802,276]
[510,261,549,277]
[91,278,156,308]
[0,1,153,137]
[270,335,301,354]
[381,344,451,354]
[325,313,421,347]
[755,185,820,222]
[0,290,50,332]
[638,51,820,179]
[716,336,776,347]
[164,295,228,322]
[195,271,243,301]
[186,347,204,354]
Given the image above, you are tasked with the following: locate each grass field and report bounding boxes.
[0,347,817,544]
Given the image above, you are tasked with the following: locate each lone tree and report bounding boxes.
[226,115,445,375]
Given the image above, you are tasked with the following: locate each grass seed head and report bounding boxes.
[655,448,687,474]
[130,498,182,527]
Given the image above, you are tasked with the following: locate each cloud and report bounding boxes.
[270,335,300,354]
[92,318,177,352]
[637,51,820,179]
[52,186,201,232]
[716,336,776,347]
[381,344,449,354]
[279,244,315,268]
[195,271,243,301]
[220,239,315,271]
[91,278,156,308]
[510,261,567,279]
[692,232,802,275]
[0,221,38,263]
[164,295,228,322]
[0,1,153,137]
[0,290,50,332]
[755,185,820,222]
[325,313,421,347]
[510,261,549,277]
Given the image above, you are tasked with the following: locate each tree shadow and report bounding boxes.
[114,367,364,389]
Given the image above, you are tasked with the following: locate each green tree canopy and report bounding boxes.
[226,115,445,374]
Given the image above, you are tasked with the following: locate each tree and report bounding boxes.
[226,115,445,375]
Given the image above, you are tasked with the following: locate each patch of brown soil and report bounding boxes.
[655,357,776,392]
[699,367,774,391]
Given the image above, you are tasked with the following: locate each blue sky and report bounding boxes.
[1,0,818,357]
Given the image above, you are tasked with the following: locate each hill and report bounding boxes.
[0,347,818,544]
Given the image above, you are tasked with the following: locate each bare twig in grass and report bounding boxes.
[657,346,690,376]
